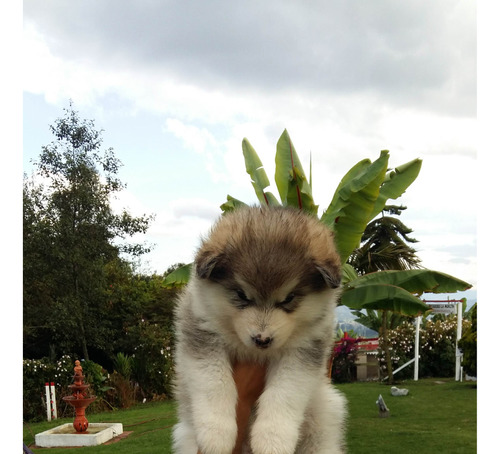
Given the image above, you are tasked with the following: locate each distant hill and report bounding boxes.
[335,305,378,338]
[335,288,477,339]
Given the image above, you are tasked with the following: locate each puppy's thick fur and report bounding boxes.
[173,207,347,454]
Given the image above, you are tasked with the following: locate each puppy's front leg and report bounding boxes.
[250,351,321,454]
[186,351,238,454]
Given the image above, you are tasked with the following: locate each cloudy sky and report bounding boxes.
[21,0,477,302]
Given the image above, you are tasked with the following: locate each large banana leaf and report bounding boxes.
[275,129,318,214]
[340,269,472,315]
[321,151,389,264]
[368,158,423,221]
[163,263,192,288]
[344,269,472,296]
[242,138,281,207]
[321,158,372,224]
[220,195,249,213]
[341,283,429,316]
[342,262,359,284]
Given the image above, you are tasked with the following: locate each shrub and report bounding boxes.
[108,353,136,408]
[80,359,113,412]
[126,321,174,399]
[379,315,472,379]
[108,371,137,409]
[419,318,459,377]
[114,352,133,380]
[331,333,360,383]
[458,304,477,377]
[378,319,415,380]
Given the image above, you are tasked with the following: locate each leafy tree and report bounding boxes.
[23,102,153,361]
[23,178,59,358]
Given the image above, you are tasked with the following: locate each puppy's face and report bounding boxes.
[223,275,338,350]
[194,207,342,351]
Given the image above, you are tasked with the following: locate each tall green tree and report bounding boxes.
[23,103,153,361]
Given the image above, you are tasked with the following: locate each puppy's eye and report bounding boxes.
[232,289,253,309]
[277,293,296,312]
[281,293,295,304]
[236,289,250,302]
[233,289,254,309]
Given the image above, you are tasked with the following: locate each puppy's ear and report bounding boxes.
[315,260,342,289]
[195,250,228,281]
[195,251,217,279]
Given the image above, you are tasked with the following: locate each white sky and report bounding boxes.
[6,2,500,447]
[21,1,480,297]
[22,0,477,294]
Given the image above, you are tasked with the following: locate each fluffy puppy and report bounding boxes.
[173,206,346,454]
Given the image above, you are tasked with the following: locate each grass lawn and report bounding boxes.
[338,378,476,454]
[23,378,476,453]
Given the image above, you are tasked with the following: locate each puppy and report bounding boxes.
[173,206,346,454]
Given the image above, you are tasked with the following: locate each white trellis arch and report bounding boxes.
[384,299,465,381]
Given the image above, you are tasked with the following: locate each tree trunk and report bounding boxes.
[80,320,90,361]
[381,310,394,384]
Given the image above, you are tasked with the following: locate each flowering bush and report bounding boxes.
[379,316,472,379]
[23,355,75,422]
[331,333,360,383]
[22,355,114,422]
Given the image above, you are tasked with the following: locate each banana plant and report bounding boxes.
[163,263,192,289]
[221,129,423,266]
[196,128,472,384]
[165,129,471,319]
[341,269,471,314]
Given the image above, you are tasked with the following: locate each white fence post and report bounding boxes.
[455,302,463,381]
[44,383,51,421]
[44,381,58,420]
[414,316,421,381]
[50,382,57,419]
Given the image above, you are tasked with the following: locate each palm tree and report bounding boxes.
[348,205,421,274]
[351,308,412,333]
[348,205,421,383]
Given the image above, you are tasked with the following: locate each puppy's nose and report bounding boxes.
[252,334,273,348]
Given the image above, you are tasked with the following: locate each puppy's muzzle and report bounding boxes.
[252,334,273,349]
